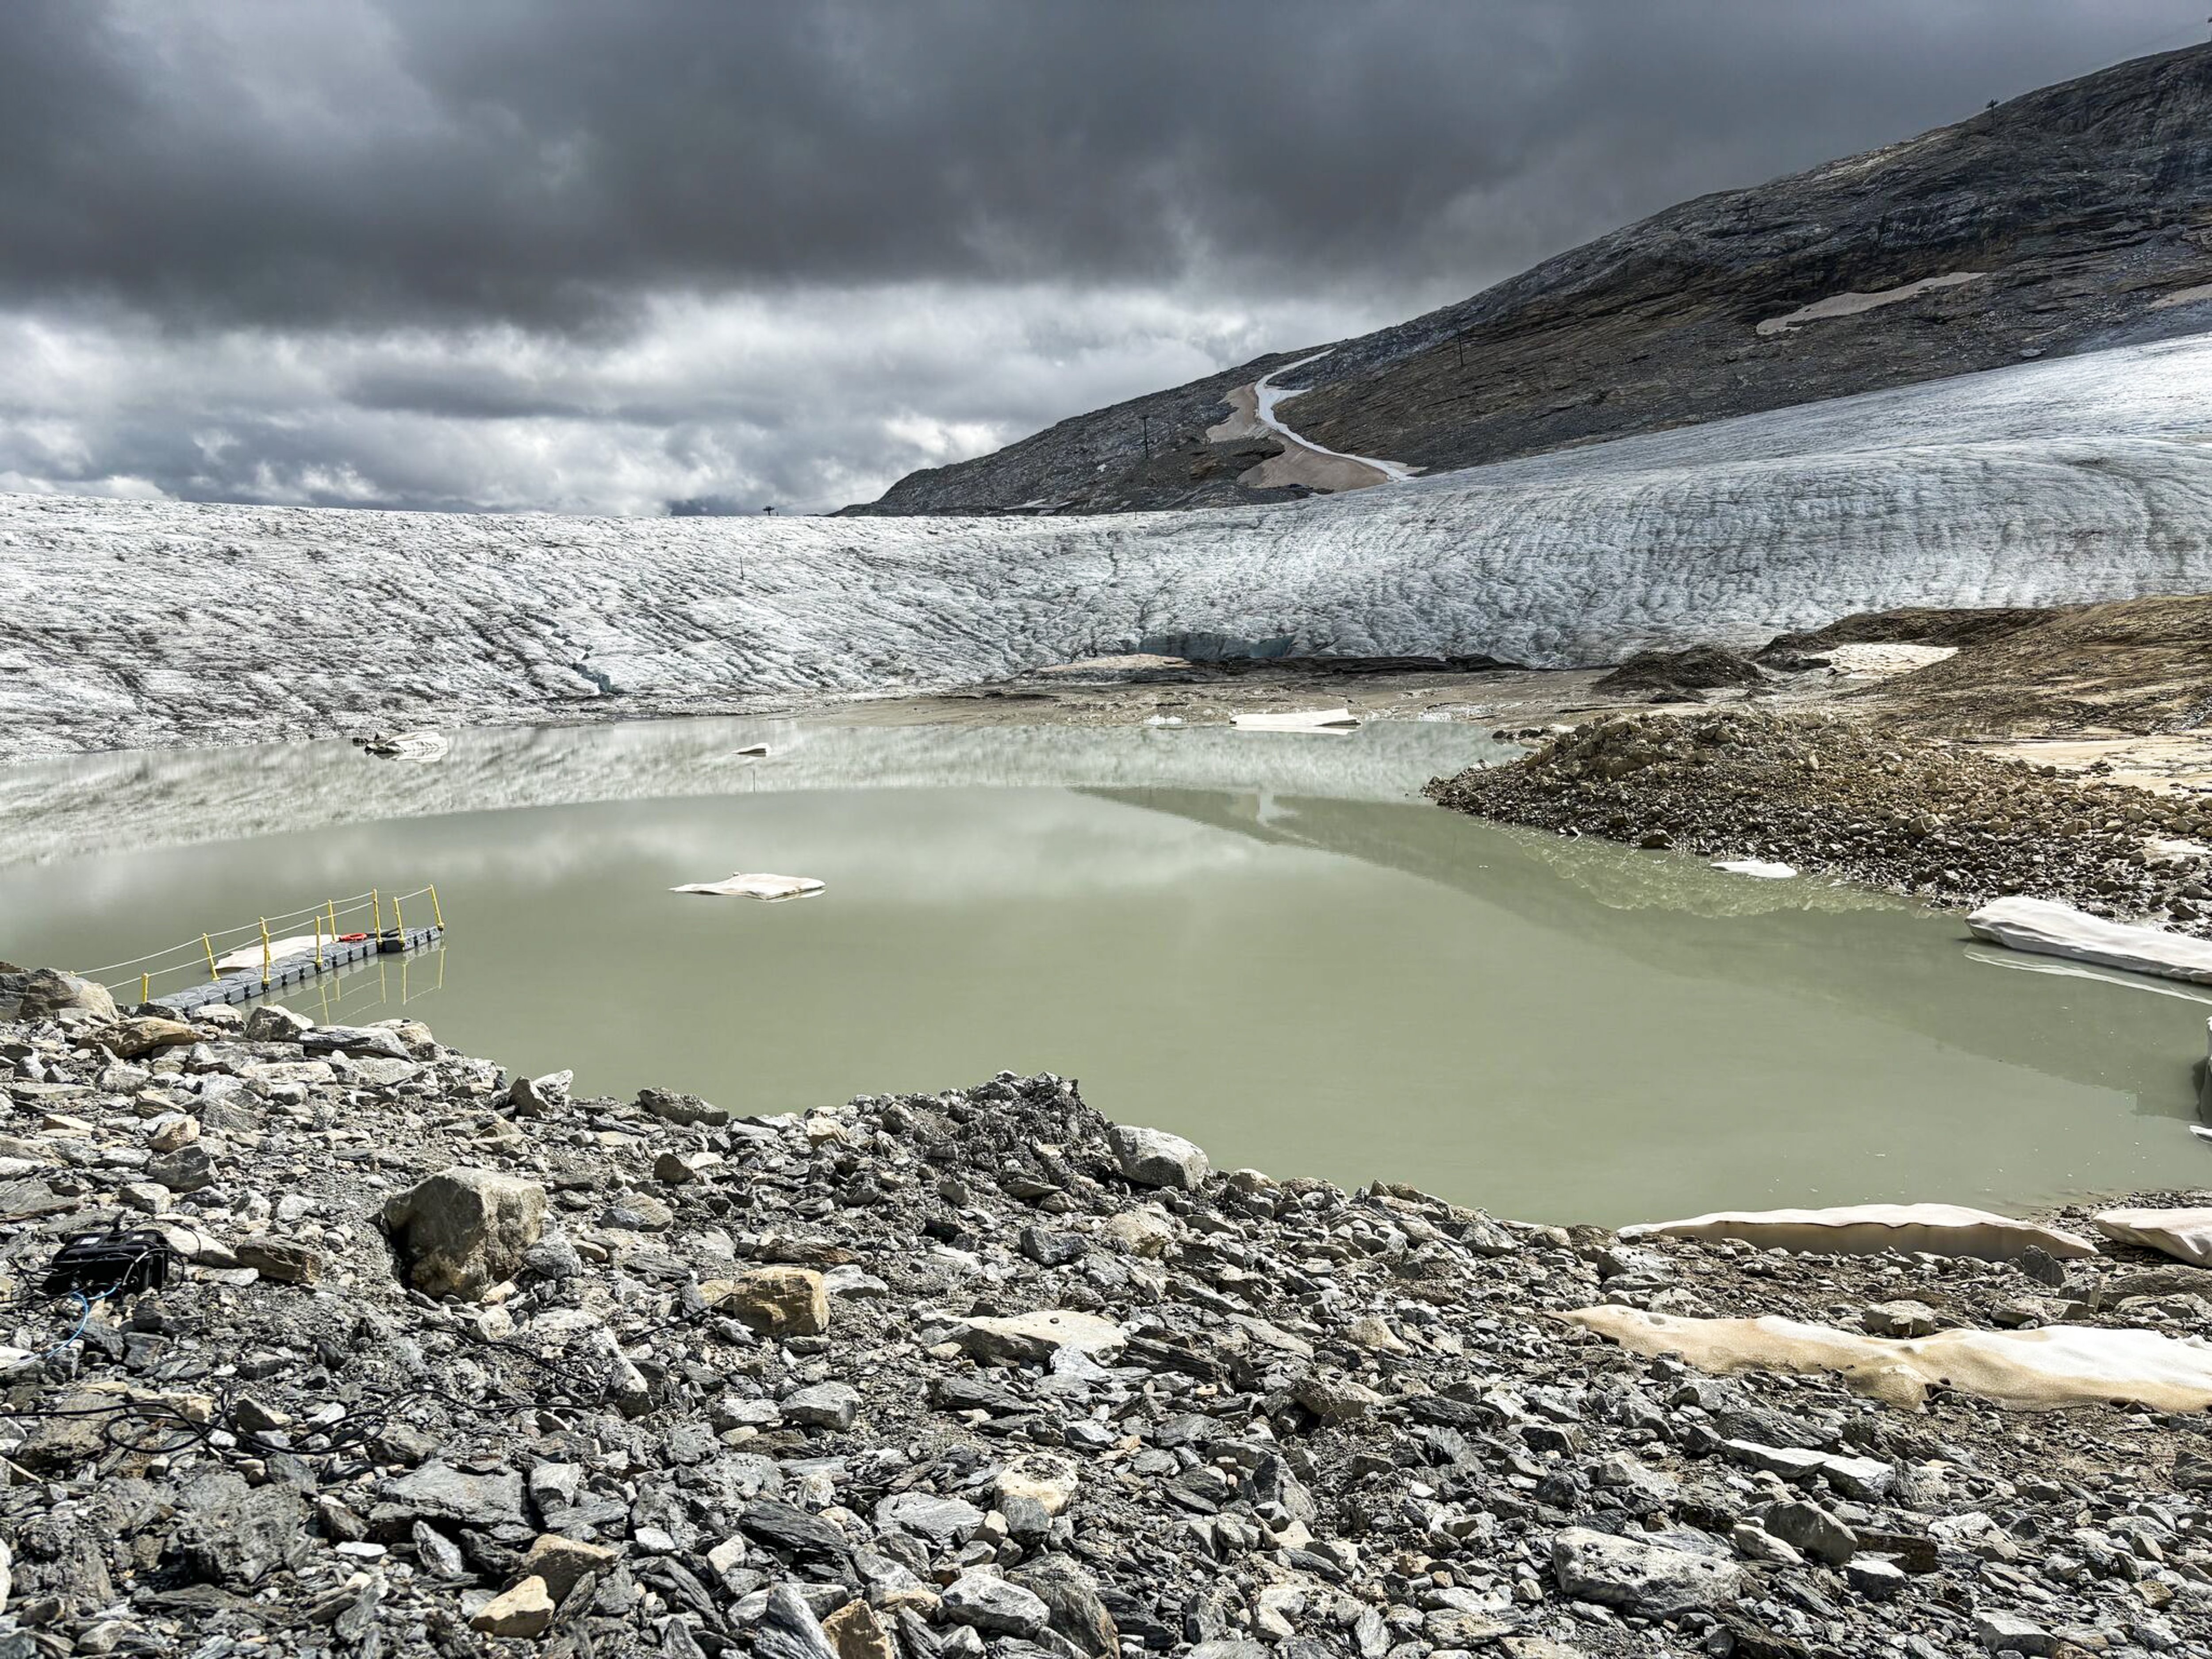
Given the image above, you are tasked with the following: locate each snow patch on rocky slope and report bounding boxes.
[3,334,2210,760]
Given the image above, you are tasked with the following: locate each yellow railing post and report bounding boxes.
[327,898,340,943]
[429,884,444,930]
[202,933,218,982]
[259,917,271,990]
[140,972,150,1005]
[373,889,383,934]
[314,911,323,968]
[393,892,406,934]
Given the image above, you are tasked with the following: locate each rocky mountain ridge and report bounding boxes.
[849,45,2212,517]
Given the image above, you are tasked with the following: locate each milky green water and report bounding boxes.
[2,718,2205,1224]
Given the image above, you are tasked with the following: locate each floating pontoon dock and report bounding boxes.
[77,887,445,1014]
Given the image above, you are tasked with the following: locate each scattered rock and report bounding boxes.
[945,1308,1126,1364]
[244,1003,313,1041]
[100,1016,198,1059]
[518,1534,619,1600]
[233,1235,320,1285]
[471,1576,555,1639]
[381,1165,548,1300]
[942,1571,1052,1638]
[1762,1498,1856,1565]
[1108,1123,1210,1190]
[0,986,2204,1659]
[508,1069,573,1114]
[782,1381,860,1432]
[17,969,116,1021]
[821,1600,895,1659]
[703,1266,830,1336]
[1551,1526,1745,1617]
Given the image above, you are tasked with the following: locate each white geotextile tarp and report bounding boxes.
[1966,896,2212,985]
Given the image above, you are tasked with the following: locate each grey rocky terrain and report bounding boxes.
[850,46,2212,518]
[3,975,2211,1657]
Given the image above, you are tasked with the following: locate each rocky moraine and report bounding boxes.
[1,968,2210,1659]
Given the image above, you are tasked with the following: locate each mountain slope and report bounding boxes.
[847,44,2212,517]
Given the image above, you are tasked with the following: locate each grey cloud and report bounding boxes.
[0,0,2204,514]
[3,0,2204,329]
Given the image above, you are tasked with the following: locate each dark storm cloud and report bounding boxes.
[0,0,2204,514]
[3,0,2204,330]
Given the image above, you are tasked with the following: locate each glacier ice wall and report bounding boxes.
[2,332,2209,760]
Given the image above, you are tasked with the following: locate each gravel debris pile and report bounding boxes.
[1589,649,1764,704]
[1,983,2210,1657]
[1427,709,2212,935]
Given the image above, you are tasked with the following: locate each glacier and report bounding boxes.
[2,331,2209,761]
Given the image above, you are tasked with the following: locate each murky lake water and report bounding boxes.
[3,717,2206,1224]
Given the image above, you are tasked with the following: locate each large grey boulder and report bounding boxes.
[754,1585,841,1659]
[381,1166,546,1300]
[373,1461,527,1529]
[244,1003,313,1042]
[942,1571,1051,1638]
[18,969,116,1022]
[1108,1123,1210,1190]
[1551,1526,1745,1617]
[781,1381,860,1432]
[169,1479,311,1590]
[874,1491,985,1548]
[1763,1498,1857,1566]
[1010,1557,1119,1659]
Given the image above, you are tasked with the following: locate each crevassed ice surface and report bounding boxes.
[3,333,2210,759]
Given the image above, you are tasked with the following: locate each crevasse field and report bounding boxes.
[3,333,2210,760]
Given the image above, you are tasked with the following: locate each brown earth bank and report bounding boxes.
[1,979,2211,1658]
[1832,596,2212,741]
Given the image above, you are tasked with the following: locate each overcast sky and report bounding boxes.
[2,1,2205,517]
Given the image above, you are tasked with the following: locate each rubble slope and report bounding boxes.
[2,994,2210,1656]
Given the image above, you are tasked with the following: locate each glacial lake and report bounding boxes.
[3,716,2206,1226]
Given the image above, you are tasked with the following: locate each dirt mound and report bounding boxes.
[1593,645,1764,701]
[1759,605,2061,661]
[1427,708,2212,931]
[1860,595,2212,738]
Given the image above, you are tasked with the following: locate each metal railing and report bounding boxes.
[77,885,444,1003]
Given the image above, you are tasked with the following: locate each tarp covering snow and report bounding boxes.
[1966,895,2212,985]
[1565,1305,2212,1413]
[2093,1206,2212,1268]
[1618,1202,2098,1261]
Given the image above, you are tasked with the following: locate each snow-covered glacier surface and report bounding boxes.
[3,333,2209,760]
